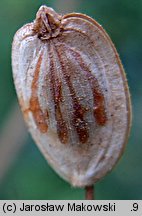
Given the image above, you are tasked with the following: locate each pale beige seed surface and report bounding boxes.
[12,6,131,187]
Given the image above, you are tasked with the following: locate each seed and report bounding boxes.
[12,5,131,187]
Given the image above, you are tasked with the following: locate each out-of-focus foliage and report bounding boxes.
[0,0,141,199]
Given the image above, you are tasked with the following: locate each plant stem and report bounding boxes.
[85,185,95,200]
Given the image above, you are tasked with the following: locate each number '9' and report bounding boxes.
[133,203,138,211]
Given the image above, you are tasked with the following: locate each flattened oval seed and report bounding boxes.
[12,5,131,187]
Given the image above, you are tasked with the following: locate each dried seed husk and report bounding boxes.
[12,6,131,187]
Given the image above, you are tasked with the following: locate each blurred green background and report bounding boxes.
[0,0,141,200]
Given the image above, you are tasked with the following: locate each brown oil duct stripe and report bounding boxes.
[48,43,68,144]
[29,52,49,133]
[55,45,89,144]
[63,45,107,126]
